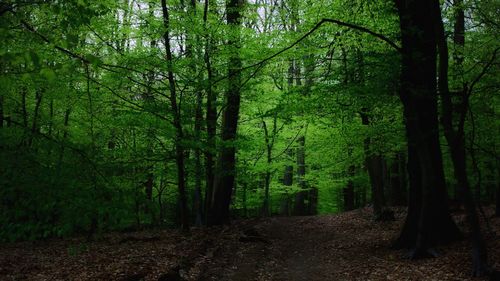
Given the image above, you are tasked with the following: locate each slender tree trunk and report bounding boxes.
[343,165,355,211]
[434,0,489,275]
[288,2,309,216]
[48,99,54,137]
[57,108,71,170]
[293,56,316,215]
[21,88,27,128]
[496,164,500,217]
[194,91,204,226]
[208,0,244,226]
[0,94,4,129]
[389,153,407,206]
[261,119,272,217]
[145,173,153,200]
[281,60,295,216]
[161,0,190,231]
[293,135,307,215]
[393,0,461,255]
[203,0,217,222]
[28,90,43,147]
[281,149,293,215]
[304,55,317,215]
[360,109,386,218]
[186,0,204,227]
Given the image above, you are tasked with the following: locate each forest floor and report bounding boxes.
[1,207,499,281]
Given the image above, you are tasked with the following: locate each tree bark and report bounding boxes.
[393,0,461,255]
[208,0,244,226]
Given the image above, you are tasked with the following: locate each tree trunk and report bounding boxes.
[261,119,272,217]
[0,94,4,129]
[56,108,71,175]
[293,135,307,215]
[208,0,244,226]
[203,0,217,222]
[145,173,153,200]
[360,110,386,218]
[281,149,293,216]
[194,96,203,226]
[161,0,189,231]
[188,0,204,227]
[21,88,27,128]
[343,165,355,211]
[281,60,295,216]
[389,153,407,206]
[496,164,500,216]
[393,0,461,255]
[28,90,43,147]
[434,0,489,275]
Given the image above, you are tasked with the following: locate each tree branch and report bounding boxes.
[215,18,400,85]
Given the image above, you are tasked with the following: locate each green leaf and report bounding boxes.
[40,68,56,82]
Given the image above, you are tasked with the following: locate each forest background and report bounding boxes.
[0,0,498,252]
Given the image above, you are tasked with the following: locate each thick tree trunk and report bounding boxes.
[161,0,189,231]
[393,0,461,254]
[208,0,244,226]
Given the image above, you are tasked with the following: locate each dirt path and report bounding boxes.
[204,211,399,281]
[204,208,498,281]
[0,208,498,280]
